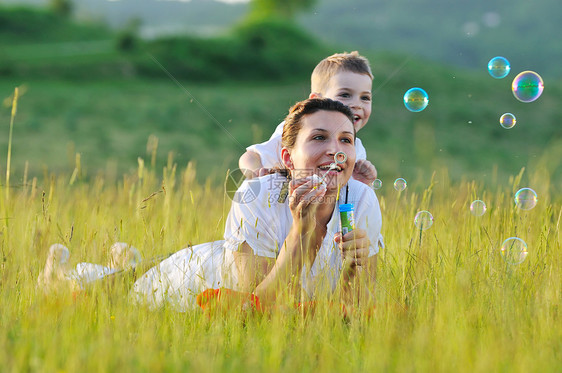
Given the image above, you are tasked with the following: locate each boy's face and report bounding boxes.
[312,71,372,132]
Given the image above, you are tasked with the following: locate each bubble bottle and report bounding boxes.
[339,203,356,236]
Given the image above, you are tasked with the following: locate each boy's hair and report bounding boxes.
[281,98,355,151]
[311,51,373,94]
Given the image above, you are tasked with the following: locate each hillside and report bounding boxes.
[5,0,561,78]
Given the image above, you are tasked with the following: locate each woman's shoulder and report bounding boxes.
[234,173,289,208]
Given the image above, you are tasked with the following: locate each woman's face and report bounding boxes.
[282,110,356,190]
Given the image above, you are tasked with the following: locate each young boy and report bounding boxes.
[239,51,378,186]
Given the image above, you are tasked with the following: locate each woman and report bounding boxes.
[42,98,383,312]
[132,97,382,311]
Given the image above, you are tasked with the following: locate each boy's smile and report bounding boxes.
[312,71,372,132]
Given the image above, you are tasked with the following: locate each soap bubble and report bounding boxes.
[403,88,429,112]
[500,237,528,265]
[334,151,347,164]
[470,200,487,216]
[487,56,510,79]
[514,188,538,210]
[512,71,544,103]
[500,113,516,129]
[414,211,434,230]
[372,179,382,190]
[394,178,407,191]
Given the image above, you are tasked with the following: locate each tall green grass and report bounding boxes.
[0,142,560,371]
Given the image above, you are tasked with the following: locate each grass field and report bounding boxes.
[0,136,560,371]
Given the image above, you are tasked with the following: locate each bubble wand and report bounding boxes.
[313,151,347,189]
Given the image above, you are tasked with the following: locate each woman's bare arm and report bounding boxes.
[233,177,331,304]
[233,221,325,304]
[232,242,274,293]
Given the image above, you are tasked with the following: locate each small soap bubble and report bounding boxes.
[394,178,407,191]
[403,88,429,112]
[414,211,433,230]
[470,200,487,216]
[500,113,516,129]
[372,179,382,190]
[500,237,528,265]
[512,71,544,103]
[487,56,510,79]
[334,151,347,164]
[514,188,538,210]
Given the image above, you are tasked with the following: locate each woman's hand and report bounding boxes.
[334,228,371,269]
[288,176,327,225]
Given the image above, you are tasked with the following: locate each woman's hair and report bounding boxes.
[281,98,355,151]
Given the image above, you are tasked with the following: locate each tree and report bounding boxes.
[249,0,316,19]
[49,0,73,18]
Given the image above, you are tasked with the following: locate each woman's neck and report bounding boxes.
[315,187,340,227]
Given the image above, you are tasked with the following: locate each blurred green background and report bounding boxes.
[1,0,560,190]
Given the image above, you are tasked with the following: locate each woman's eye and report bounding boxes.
[341,137,353,144]
[313,135,325,140]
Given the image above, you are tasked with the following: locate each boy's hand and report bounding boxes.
[257,167,274,178]
[352,159,377,186]
[241,167,274,179]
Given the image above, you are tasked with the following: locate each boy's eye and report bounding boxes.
[339,93,351,98]
[362,95,371,101]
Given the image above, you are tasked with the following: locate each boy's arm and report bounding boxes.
[239,150,263,178]
[240,123,285,178]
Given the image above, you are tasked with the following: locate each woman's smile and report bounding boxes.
[285,110,356,190]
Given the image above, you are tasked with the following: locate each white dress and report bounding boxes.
[131,174,382,311]
[246,121,368,169]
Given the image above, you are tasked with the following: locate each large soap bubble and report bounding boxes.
[403,88,429,112]
[512,71,544,103]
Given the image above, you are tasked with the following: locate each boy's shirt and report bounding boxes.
[247,121,367,169]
